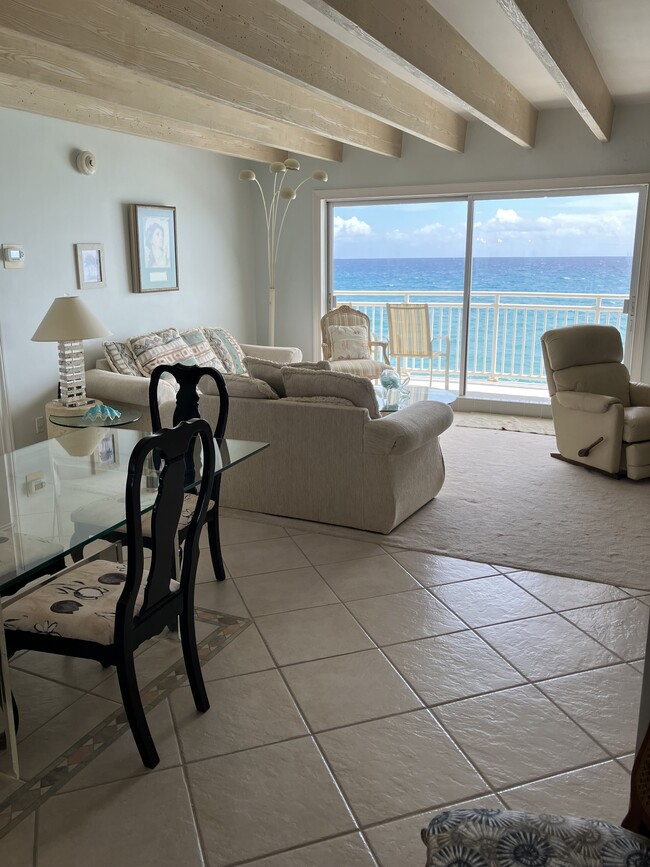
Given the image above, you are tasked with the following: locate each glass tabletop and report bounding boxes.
[49,405,143,428]
[374,384,456,412]
[0,428,268,595]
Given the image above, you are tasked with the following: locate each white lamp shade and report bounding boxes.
[32,296,111,342]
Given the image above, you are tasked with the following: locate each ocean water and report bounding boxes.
[332,257,632,382]
[333,256,632,296]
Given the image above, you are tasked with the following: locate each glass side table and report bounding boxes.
[49,405,143,429]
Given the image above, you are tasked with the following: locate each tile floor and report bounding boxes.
[0,512,646,867]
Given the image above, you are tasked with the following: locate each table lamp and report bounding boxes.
[32,295,111,408]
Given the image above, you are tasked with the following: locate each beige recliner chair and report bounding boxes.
[541,324,650,480]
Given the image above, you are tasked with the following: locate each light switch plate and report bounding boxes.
[2,244,25,269]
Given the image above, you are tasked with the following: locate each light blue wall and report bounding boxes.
[0,108,256,447]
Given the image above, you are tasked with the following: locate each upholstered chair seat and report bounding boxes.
[320,304,391,380]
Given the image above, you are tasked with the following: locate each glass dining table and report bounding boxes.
[0,427,268,776]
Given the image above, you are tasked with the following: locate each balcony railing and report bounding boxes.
[333,290,627,389]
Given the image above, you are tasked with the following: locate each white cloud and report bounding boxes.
[494,208,522,224]
[386,229,408,240]
[414,222,445,235]
[333,215,372,237]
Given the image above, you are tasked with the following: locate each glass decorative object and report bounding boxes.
[82,405,122,422]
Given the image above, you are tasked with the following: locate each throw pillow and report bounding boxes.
[243,357,331,398]
[203,327,246,375]
[103,341,141,377]
[180,328,220,368]
[328,325,371,361]
[282,367,380,418]
[127,327,197,377]
[215,374,278,399]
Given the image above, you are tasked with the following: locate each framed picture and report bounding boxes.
[75,243,106,289]
[91,432,119,473]
[128,204,178,292]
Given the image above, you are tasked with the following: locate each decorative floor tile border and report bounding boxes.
[0,609,250,837]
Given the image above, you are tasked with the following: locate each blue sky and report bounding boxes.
[332,192,640,258]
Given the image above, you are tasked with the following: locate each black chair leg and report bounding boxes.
[207,484,225,582]
[115,650,159,769]
[0,692,20,749]
[180,608,209,713]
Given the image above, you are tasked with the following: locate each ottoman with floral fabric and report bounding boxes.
[421,808,650,867]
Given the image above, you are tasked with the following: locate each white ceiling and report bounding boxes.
[428,0,650,108]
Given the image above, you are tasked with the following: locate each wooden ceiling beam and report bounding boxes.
[496,0,614,142]
[0,0,399,157]
[128,0,466,153]
[0,27,342,162]
[0,74,287,162]
[290,0,538,148]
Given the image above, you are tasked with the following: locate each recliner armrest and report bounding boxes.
[364,401,453,456]
[555,391,621,413]
[239,343,302,364]
[630,382,650,407]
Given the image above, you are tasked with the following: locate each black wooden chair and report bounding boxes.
[3,419,215,768]
[72,363,229,580]
[148,363,230,582]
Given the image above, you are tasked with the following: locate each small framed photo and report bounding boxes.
[75,243,106,289]
[128,204,178,293]
[91,432,119,473]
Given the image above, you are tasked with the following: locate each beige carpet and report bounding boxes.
[225,422,650,590]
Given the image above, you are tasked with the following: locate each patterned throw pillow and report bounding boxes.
[180,328,220,368]
[103,341,141,377]
[328,325,371,361]
[243,357,331,398]
[203,327,246,375]
[127,328,197,377]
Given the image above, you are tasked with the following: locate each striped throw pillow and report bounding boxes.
[127,328,197,377]
[203,327,246,374]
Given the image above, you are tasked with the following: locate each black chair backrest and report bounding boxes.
[114,419,215,637]
[149,364,229,440]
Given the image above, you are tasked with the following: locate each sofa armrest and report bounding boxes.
[239,343,302,364]
[364,401,454,456]
[555,391,621,413]
[630,382,650,407]
[86,368,176,406]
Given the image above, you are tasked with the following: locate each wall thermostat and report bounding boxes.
[2,244,25,269]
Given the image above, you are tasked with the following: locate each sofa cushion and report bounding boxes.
[201,373,279,400]
[623,406,650,443]
[328,324,371,360]
[203,327,246,374]
[127,328,197,376]
[180,328,220,368]
[282,367,380,418]
[243,357,331,397]
[103,341,141,377]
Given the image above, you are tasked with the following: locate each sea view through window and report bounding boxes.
[329,188,643,399]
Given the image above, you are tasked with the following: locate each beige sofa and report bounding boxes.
[87,345,453,534]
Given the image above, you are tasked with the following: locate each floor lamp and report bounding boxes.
[32,296,111,408]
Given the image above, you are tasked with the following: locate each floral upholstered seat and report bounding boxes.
[421,808,650,867]
[4,560,179,645]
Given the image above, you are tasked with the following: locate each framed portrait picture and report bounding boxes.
[91,432,119,473]
[128,204,178,293]
[75,243,106,289]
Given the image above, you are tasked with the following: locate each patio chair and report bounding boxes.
[321,304,390,379]
[386,303,450,389]
[4,418,215,768]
